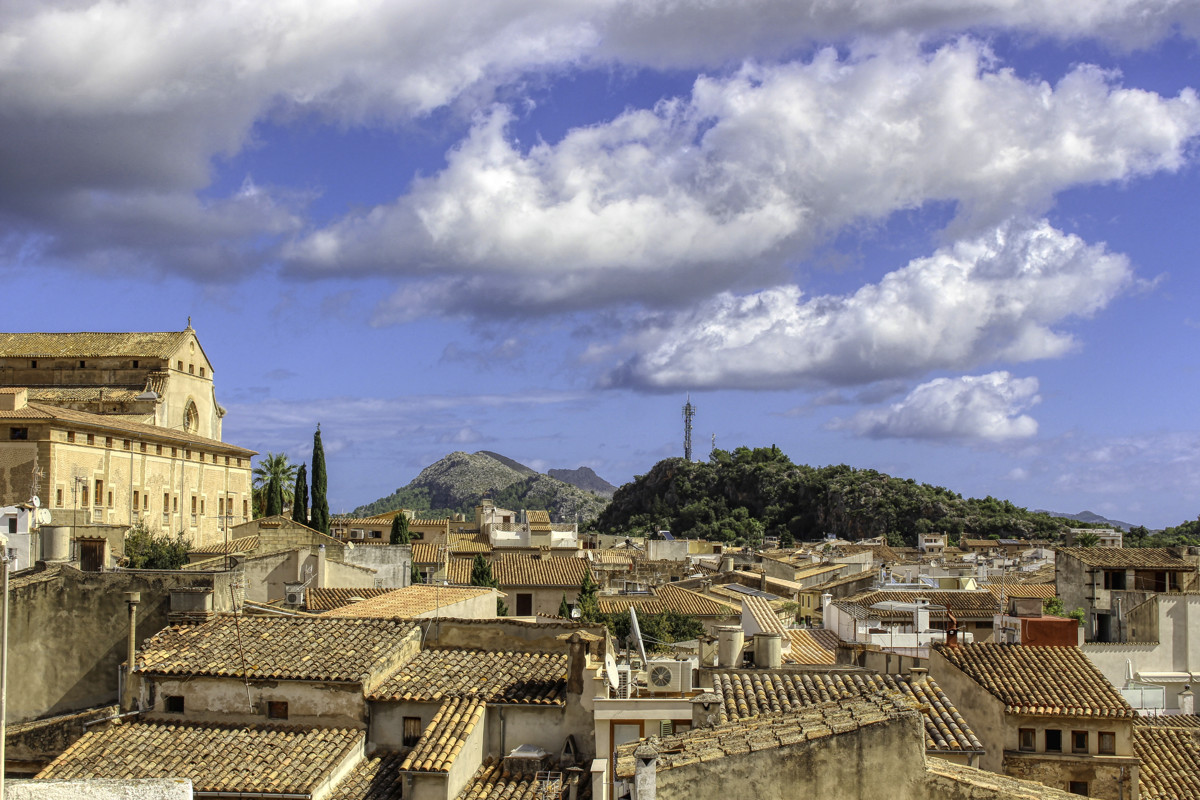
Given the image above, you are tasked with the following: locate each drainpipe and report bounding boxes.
[122,592,141,711]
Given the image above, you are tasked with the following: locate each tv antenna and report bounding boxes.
[682,395,695,461]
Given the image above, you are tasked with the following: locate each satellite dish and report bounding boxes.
[604,651,619,689]
[31,496,40,508]
[629,606,649,666]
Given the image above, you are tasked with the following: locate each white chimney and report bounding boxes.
[914,597,930,632]
[1180,687,1195,716]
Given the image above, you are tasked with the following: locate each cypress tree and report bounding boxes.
[558,594,571,618]
[292,463,309,527]
[469,554,507,616]
[265,475,282,517]
[410,561,422,586]
[310,424,330,534]
[577,569,600,622]
[390,512,410,545]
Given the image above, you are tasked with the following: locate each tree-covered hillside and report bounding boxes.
[593,446,1073,547]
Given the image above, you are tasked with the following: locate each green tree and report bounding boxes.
[292,463,309,526]
[577,569,600,622]
[310,424,330,535]
[410,561,422,586]
[559,594,572,618]
[779,530,795,548]
[264,475,283,517]
[469,554,507,616]
[123,523,189,570]
[1074,531,1101,548]
[1043,597,1066,617]
[252,452,297,516]
[390,512,411,545]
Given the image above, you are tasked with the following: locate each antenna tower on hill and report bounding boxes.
[682,395,695,461]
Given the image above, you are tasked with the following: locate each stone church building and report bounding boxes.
[0,326,254,560]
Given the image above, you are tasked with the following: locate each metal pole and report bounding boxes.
[1,536,10,800]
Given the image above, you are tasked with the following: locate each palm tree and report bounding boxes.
[1074,531,1101,548]
[253,452,297,516]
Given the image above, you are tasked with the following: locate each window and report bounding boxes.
[134,491,140,510]
[105,436,112,448]
[1072,731,1089,754]
[164,695,185,714]
[171,447,177,457]
[56,488,63,507]
[94,480,103,503]
[1068,782,1089,796]
[30,360,36,368]
[185,449,191,459]
[219,498,224,516]
[200,367,206,378]
[191,497,197,514]
[164,493,170,512]
[516,593,533,615]
[156,444,162,455]
[107,491,113,508]
[140,442,147,453]
[225,456,230,465]
[266,701,289,720]
[86,434,94,445]
[188,363,194,374]
[403,717,423,747]
[1098,732,1116,755]
[1045,730,1063,753]
[236,458,243,467]
[1104,570,1127,590]
[66,431,75,443]
[122,439,130,451]
[370,530,382,538]
[1019,729,1036,752]
[132,360,139,368]
[81,486,89,506]
[200,499,205,515]
[173,497,178,512]
[79,360,86,368]
[9,427,27,440]
[177,360,183,371]
[8,518,16,534]
[143,494,149,511]
[243,500,249,518]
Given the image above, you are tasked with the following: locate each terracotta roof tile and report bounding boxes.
[934,643,1134,718]
[321,586,495,618]
[36,721,363,794]
[1135,726,1200,800]
[27,387,144,402]
[656,583,739,617]
[459,757,591,800]
[450,533,492,554]
[305,587,395,612]
[590,549,638,565]
[526,510,552,532]
[1059,547,1195,569]
[446,554,590,588]
[328,752,405,800]
[369,648,567,704]
[411,543,446,565]
[784,629,840,665]
[1137,715,1200,729]
[981,581,1057,600]
[400,696,485,772]
[0,331,191,359]
[842,590,1001,619]
[710,670,983,754]
[741,595,789,639]
[598,595,666,615]
[614,694,912,776]
[189,535,260,556]
[135,616,415,686]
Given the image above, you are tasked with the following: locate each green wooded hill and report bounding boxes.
[593,446,1076,547]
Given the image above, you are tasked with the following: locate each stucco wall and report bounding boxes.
[8,778,194,800]
[139,675,366,729]
[8,564,237,723]
[1004,753,1137,800]
[928,648,1008,774]
[342,544,412,589]
[418,619,606,654]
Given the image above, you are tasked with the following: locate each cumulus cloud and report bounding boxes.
[289,39,1199,313]
[830,372,1040,441]
[605,219,1131,390]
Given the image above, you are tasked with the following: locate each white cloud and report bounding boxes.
[605,219,1131,390]
[831,372,1040,441]
[288,39,1198,314]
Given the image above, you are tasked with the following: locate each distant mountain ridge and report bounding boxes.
[1035,510,1137,531]
[547,466,617,497]
[349,451,610,521]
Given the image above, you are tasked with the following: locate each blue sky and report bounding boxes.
[3,2,1200,528]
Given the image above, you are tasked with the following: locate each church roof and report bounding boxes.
[0,331,191,359]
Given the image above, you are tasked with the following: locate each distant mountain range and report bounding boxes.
[1034,510,1138,531]
[349,451,614,521]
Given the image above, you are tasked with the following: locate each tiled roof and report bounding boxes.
[446,554,590,588]
[459,758,591,800]
[327,753,405,800]
[657,583,740,617]
[1138,715,1200,729]
[369,648,567,704]
[0,331,190,359]
[1058,547,1195,569]
[710,670,984,754]
[843,590,1001,618]
[597,595,666,615]
[28,387,144,402]
[411,542,446,565]
[400,696,485,772]
[934,643,1135,718]
[305,587,394,612]
[982,582,1057,600]
[614,694,913,777]
[1135,726,1200,800]
[784,629,840,665]
[591,549,637,565]
[527,510,552,532]
[742,595,789,639]
[189,535,260,556]
[37,721,363,794]
[450,532,492,554]
[0,401,255,455]
[321,585,495,618]
[135,616,414,686]
[836,544,903,562]
[809,570,877,593]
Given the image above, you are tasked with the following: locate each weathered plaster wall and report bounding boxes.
[140,676,366,729]
[342,544,412,589]
[371,700,443,751]
[489,702,595,759]
[8,778,194,800]
[928,648,1008,774]
[419,619,605,654]
[8,564,237,723]
[1004,754,1137,800]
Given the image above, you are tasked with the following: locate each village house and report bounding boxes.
[1055,547,1200,642]
[929,642,1139,799]
[319,584,500,620]
[446,552,591,616]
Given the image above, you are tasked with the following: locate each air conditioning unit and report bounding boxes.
[614,665,633,699]
[645,660,693,694]
[349,530,366,540]
[284,585,305,607]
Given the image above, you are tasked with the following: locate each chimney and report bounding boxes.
[716,626,744,669]
[316,544,327,587]
[946,628,958,647]
[914,597,930,633]
[0,388,27,412]
[1180,687,1195,716]
[633,741,658,800]
[821,593,833,628]
[720,556,734,573]
[565,633,587,696]
[122,592,141,711]
[690,692,720,729]
[566,766,585,800]
[753,633,782,669]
